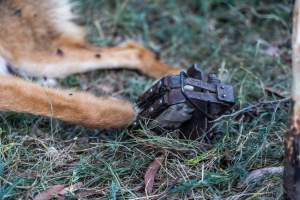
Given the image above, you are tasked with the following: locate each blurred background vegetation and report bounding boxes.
[0,0,292,199]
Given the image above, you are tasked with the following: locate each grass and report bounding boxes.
[0,0,292,199]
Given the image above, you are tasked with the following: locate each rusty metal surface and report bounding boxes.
[136,64,235,139]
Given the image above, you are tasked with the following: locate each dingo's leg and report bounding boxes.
[11,42,180,79]
[0,75,136,128]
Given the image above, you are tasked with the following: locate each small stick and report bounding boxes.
[238,166,283,188]
[211,97,291,122]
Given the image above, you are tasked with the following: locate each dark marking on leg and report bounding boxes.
[14,9,22,17]
[56,48,64,57]
[138,51,144,59]
[153,50,161,60]
[95,54,101,59]
[6,63,19,76]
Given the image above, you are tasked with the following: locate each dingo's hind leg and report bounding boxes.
[11,41,180,79]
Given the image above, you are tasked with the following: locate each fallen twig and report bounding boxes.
[212,97,291,122]
[238,166,283,187]
[264,86,288,98]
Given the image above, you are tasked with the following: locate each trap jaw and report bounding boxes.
[137,64,235,139]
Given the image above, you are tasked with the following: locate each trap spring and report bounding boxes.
[136,64,235,139]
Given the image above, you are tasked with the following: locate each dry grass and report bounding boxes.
[0,0,292,199]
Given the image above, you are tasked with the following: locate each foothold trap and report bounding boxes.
[136,64,235,139]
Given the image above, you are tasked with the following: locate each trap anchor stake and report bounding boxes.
[136,64,235,139]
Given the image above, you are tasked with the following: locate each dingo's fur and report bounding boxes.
[0,0,179,128]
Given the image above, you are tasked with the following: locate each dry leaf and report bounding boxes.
[144,155,164,194]
[33,185,65,200]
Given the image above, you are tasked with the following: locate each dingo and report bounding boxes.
[0,0,179,128]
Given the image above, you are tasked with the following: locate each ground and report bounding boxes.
[0,0,292,199]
